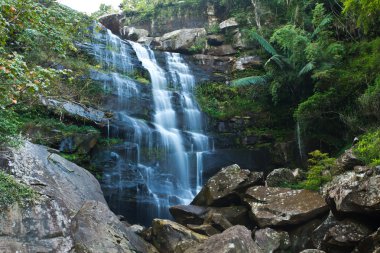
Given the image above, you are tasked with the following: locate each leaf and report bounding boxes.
[298,62,315,76]
[231,75,271,87]
[250,31,278,56]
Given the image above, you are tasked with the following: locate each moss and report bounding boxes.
[0,172,36,208]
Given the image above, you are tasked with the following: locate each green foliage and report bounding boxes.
[354,129,380,166]
[302,150,334,191]
[359,78,380,121]
[342,0,380,33]
[232,75,271,87]
[91,4,118,18]
[0,109,21,144]
[0,171,36,208]
[189,37,207,54]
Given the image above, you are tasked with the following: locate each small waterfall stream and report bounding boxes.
[85,25,212,225]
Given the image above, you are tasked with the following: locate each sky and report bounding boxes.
[57,0,122,14]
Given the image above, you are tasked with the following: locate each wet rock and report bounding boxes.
[98,13,123,35]
[323,171,380,215]
[244,186,329,227]
[219,18,239,31]
[184,225,261,253]
[121,26,149,41]
[150,219,208,253]
[335,148,364,171]
[312,213,372,253]
[191,164,252,206]
[72,201,159,253]
[204,212,233,231]
[156,28,207,53]
[187,224,221,236]
[265,168,296,187]
[233,56,262,71]
[254,228,291,253]
[353,228,380,253]
[207,34,225,46]
[191,54,234,80]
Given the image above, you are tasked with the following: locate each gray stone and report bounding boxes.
[353,228,380,253]
[335,148,364,171]
[155,28,207,52]
[244,186,329,227]
[121,26,149,41]
[299,250,326,253]
[208,44,237,56]
[233,56,262,71]
[207,34,225,46]
[71,201,159,253]
[219,18,239,30]
[184,225,262,253]
[170,205,208,226]
[265,168,296,187]
[254,228,291,253]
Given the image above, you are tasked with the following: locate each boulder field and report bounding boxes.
[0,142,379,253]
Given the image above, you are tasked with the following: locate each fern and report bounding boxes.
[265,54,290,69]
[249,31,278,56]
[231,75,271,87]
[312,15,332,37]
[298,62,315,76]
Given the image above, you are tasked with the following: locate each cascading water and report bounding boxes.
[84,25,212,226]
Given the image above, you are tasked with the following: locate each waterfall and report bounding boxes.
[296,121,303,161]
[85,25,212,226]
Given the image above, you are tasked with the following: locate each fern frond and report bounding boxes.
[250,31,278,56]
[231,75,271,87]
[265,54,290,69]
[298,62,315,76]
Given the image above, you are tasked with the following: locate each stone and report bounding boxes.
[323,171,380,214]
[150,219,208,253]
[219,18,239,30]
[233,31,249,49]
[244,186,329,227]
[335,148,364,171]
[204,212,233,231]
[184,225,262,253]
[207,34,225,46]
[98,13,123,35]
[254,228,291,253]
[288,217,326,252]
[312,213,372,253]
[191,164,251,206]
[233,56,262,71]
[208,44,237,56]
[187,224,221,236]
[353,228,380,253]
[170,205,208,226]
[299,250,326,253]
[156,28,207,53]
[265,168,296,187]
[121,26,149,41]
[71,201,159,253]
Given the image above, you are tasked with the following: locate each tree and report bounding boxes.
[342,0,380,33]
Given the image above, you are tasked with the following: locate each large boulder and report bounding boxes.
[233,56,262,71]
[191,164,263,206]
[155,28,207,53]
[312,213,372,253]
[265,168,297,187]
[184,225,262,253]
[335,148,364,171]
[207,45,237,56]
[121,26,149,41]
[170,205,208,226]
[353,228,380,253]
[207,34,225,46]
[150,219,207,253]
[323,171,380,215]
[244,186,329,227]
[71,201,159,253]
[254,228,291,253]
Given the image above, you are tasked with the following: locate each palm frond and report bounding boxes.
[298,62,315,76]
[265,54,291,69]
[250,31,278,56]
[231,75,271,87]
[312,15,332,37]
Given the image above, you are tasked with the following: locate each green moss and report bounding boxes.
[0,171,36,208]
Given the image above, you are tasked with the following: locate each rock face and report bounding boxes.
[254,228,291,253]
[121,26,149,41]
[265,168,296,187]
[150,219,207,253]
[191,164,263,206]
[0,141,155,253]
[354,228,380,253]
[323,171,380,214]
[184,225,261,253]
[207,44,237,56]
[72,201,158,253]
[335,148,364,171]
[233,56,262,71]
[219,18,239,30]
[155,28,207,53]
[244,186,329,227]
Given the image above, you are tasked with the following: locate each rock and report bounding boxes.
[71,201,159,253]
[336,148,364,171]
[191,164,254,206]
[233,56,262,71]
[219,18,239,31]
[207,34,225,46]
[137,36,154,46]
[354,165,372,174]
[121,26,149,41]
[288,217,326,252]
[232,31,249,49]
[299,250,326,253]
[353,228,380,253]
[323,171,380,215]
[59,131,100,154]
[98,13,123,35]
[209,206,251,227]
[244,186,329,227]
[265,168,296,187]
[208,44,237,56]
[41,96,109,124]
[312,213,372,253]
[204,212,233,231]
[184,225,261,253]
[191,54,235,80]
[293,168,306,181]
[155,28,207,53]
[170,205,208,226]
[187,224,221,236]
[150,219,208,253]
[254,228,291,253]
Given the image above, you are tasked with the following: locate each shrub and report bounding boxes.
[0,171,35,208]
[354,129,380,166]
[302,150,334,191]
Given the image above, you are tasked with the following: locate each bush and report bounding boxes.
[0,171,35,208]
[354,129,380,166]
[302,150,334,191]
[0,109,21,144]
[359,77,380,121]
